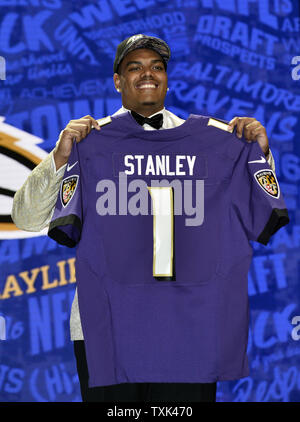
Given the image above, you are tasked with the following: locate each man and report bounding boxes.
[12,34,286,403]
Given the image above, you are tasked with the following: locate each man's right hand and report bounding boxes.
[54,115,101,170]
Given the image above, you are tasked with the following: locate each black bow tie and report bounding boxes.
[131,110,163,129]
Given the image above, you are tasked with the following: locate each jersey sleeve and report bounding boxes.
[231,141,289,245]
[48,141,82,247]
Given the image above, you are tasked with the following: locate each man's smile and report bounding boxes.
[135,81,158,90]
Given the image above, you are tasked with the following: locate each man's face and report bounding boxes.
[113,48,168,116]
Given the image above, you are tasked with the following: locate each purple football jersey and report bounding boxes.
[48,112,289,387]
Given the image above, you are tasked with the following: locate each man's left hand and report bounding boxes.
[228,117,269,158]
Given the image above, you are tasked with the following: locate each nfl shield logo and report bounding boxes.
[61,175,79,207]
[254,169,279,199]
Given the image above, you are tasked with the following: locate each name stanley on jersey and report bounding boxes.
[123,154,197,176]
[95,154,204,227]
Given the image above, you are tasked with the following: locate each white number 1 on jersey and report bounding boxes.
[147,187,174,277]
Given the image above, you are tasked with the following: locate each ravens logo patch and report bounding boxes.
[254,169,280,199]
[61,175,78,208]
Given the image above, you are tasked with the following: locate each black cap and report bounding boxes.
[113,34,171,74]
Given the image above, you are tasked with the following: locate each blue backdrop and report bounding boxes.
[0,0,299,402]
